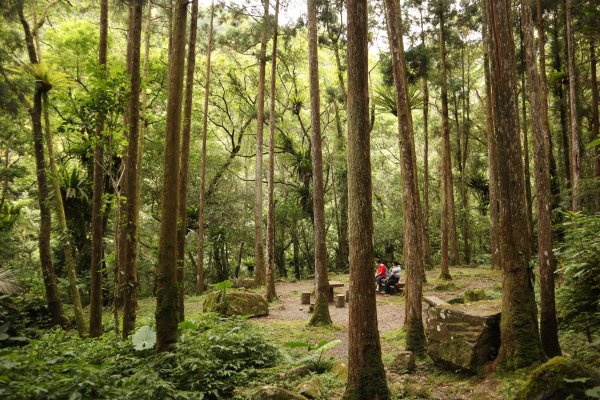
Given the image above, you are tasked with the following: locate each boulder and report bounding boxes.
[203,291,268,317]
[390,350,416,373]
[331,362,348,381]
[233,278,257,289]
[424,296,500,372]
[251,386,307,400]
[297,376,322,399]
[519,356,600,400]
[464,289,488,303]
[278,365,310,380]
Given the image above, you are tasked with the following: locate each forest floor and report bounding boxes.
[240,266,509,399]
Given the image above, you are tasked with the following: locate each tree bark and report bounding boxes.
[90,0,109,338]
[486,0,544,369]
[520,20,534,247]
[438,8,454,278]
[344,0,389,398]
[566,0,581,210]
[384,0,425,354]
[176,0,198,322]
[156,0,187,352]
[122,0,143,340]
[266,0,280,303]
[254,0,270,286]
[482,2,501,271]
[520,0,562,358]
[307,0,332,326]
[420,10,431,268]
[197,2,215,295]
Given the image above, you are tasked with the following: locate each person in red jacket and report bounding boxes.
[375,260,387,293]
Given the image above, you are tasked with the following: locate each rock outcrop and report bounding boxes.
[203,291,268,317]
[424,296,500,372]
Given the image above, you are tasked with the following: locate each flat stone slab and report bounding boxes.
[425,299,501,372]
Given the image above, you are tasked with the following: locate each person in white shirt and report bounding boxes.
[384,260,402,294]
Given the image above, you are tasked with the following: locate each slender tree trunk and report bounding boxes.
[156,0,187,353]
[482,3,501,270]
[520,0,562,358]
[384,0,425,354]
[122,0,143,339]
[334,101,350,272]
[486,0,544,369]
[197,1,215,295]
[565,0,581,210]
[462,49,471,264]
[520,21,534,245]
[90,0,109,337]
[176,0,198,322]
[254,0,270,286]
[438,9,453,278]
[266,0,280,303]
[591,38,600,210]
[344,0,389,398]
[307,0,332,325]
[419,11,431,269]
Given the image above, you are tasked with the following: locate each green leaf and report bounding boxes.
[178,320,196,331]
[132,325,156,351]
[213,280,233,290]
[563,377,590,383]
[585,386,600,398]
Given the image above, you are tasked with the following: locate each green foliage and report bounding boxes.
[283,339,340,373]
[0,314,279,400]
[556,212,600,334]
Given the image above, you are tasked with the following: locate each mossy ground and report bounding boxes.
[93,266,598,399]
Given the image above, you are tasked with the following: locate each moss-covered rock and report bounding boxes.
[519,356,600,400]
[297,376,322,399]
[464,289,488,303]
[203,290,268,317]
[390,350,416,373]
[233,278,257,289]
[331,362,348,381]
[251,386,307,400]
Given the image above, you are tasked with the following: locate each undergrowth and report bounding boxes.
[0,313,279,399]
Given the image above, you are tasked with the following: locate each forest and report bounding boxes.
[0,0,599,398]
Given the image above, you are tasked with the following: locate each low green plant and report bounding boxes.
[0,313,279,399]
[283,339,341,373]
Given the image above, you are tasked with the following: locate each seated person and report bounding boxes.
[384,260,402,294]
[375,260,387,293]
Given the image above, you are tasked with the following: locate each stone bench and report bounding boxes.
[424,296,501,373]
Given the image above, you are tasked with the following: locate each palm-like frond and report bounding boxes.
[0,269,22,295]
[374,84,423,116]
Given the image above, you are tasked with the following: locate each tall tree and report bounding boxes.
[486,0,544,369]
[520,0,561,358]
[176,0,199,321]
[156,0,187,352]
[197,1,215,295]
[90,0,109,338]
[565,0,581,210]
[122,0,144,339]
[383,0,425,354]
[344,0,389,397]
[482,0,501,270]
[266,0,280,303]
[307,0,332,326]
[591,38,600,209]
[14,0,64,327]
[254,0,270,286]
[437,2,456,278]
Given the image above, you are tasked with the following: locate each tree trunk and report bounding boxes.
[254,0,270,286]
[156,0,187,353]
[344,0,389,398]
[384,0,425,354]
[307,0,332,325]
[122,0,143,340]
[422,74,431,269]
[486,0,544,370]
[520,0,562,358]
[519,21,534,247]
[459,43,471,265]
[482,3,501,270]
[565,0,581,210]
[334,101,350,272]
[197,1,215,295]
[438,8,454,278]
[266,0,280,303]
[176,0,199,322]
[90,0,109,338]
[591,38,600,210]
